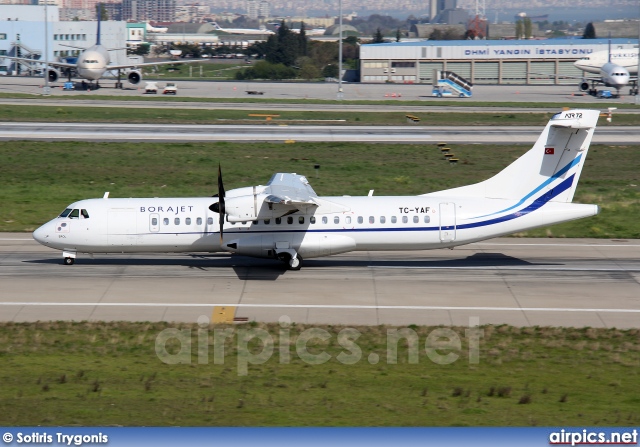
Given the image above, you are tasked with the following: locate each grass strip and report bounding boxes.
[0,105,638,126]
[0,322,638,426]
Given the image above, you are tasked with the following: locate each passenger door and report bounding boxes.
[439,202,456,242]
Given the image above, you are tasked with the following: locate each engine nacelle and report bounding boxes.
[225,194,266,222]
[127,70,142,85]
[579,81,590,92]
[47,68,60,82]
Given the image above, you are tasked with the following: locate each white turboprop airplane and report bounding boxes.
[572,46,638,96]
[210,22,274,35]
[33,109,601,270]
[4,16,198,88]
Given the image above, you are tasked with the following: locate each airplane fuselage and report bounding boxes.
[598,62,631,90]
[575,48,639,75]
[33,195,598,258]
[75,45,111,81]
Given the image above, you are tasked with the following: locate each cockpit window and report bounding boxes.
[81,209,89,219]
[59,208,72,217]
[69,209,79,218]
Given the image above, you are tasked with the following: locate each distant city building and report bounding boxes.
[122,0,176,22]
[246,0,257,19]
[247,0,269,19]
[258,0,269,18]
[102,2,122,21]
[175,4,209,22]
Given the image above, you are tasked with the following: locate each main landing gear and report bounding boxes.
[63,251,76,265]
[277,250,303,270]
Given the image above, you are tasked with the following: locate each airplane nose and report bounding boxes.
[33,224,50,245]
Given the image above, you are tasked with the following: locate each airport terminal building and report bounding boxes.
[360,39,639,85]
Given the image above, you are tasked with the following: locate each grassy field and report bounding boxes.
[0,105,608,127]
[0,322,638,426]
[1,140,638,237]
[0,105,638,126]
[143,61,247,80]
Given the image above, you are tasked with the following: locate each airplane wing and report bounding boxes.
[0,56,77,69]
[264,173,319,208]
[106,59,204,70]
[531,72,637,83]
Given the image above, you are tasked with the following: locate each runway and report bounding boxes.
[1,122,638,144]
[2,234,639,328]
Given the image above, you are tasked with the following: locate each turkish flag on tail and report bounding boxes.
[545,147,554,155]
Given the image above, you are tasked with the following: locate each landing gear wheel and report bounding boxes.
[64,257,75,265]
[289,255,302,271]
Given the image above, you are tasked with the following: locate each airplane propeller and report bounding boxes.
[209,164,226,243]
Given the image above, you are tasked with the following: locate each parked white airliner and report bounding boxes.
[573,47,638,96]
[33,109,601,270]
[4,16,198,88]
[211,22,274,35]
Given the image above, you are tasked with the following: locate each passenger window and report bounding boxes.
[69,209,79,219]
[163,218,169,225]
[174,218,180,225]
[402,216,408,224]
[207,217,213,225]
[287,217,293,224]
[186,218,191,225]
[254,220,259,225]
[322,216,328,224]
[345,216,351,224]
[152,218,158,225]
[310,217,316,224]
[357,216,363,224]
[59,208,72,217]
[380,216,386,224]
[299,216,305,224]
[391,216,397,223]
[334,216,340,224]
[265,219,270,224]
[413,216,419,223]
[197,217,202,225]
[424,215,430,223]
[275,218,282,224]
[81,209,89,219]
[369,216,375,224]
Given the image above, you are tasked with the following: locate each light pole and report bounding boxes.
[337,0,343,100]
[636,3,640,105]
[43,0,50,96]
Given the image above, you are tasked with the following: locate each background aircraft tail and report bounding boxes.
[426,109,600,204]
[96,3,102,45]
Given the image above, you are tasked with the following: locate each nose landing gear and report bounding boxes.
[62,250,76,265]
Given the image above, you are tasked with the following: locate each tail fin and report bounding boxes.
[96,3,102,45]
[426,109,600,205]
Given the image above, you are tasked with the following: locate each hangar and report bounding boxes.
[359,38,639,85]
